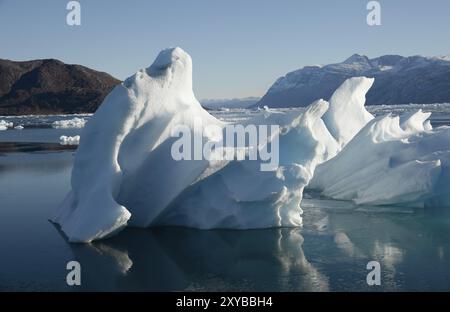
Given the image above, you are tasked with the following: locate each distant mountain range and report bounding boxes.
[2,54,450,115]
[256,54,450,108]
[201,97,260,109]
[0,58,120,115]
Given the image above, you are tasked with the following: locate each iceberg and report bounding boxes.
[54,47,335,242]
[53,47,450,243]
[0,119,13,130]
[310,110,450,207]
[60,135,80,146]
[52,117,87,129]
[154,99,337,230]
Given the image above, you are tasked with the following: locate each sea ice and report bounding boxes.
[52,117,87,129]
[0,120,13,130]
[60,135,80,145]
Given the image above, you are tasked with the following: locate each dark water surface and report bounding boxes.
[1,144,450,291]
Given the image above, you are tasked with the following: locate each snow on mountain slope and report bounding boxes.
[257,54,450,108]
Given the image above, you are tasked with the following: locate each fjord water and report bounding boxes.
[1,108,450,291]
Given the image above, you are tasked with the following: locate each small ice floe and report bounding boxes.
[60,135,80,145]
[0,120,13,130]
[14,125,24,130]
[52,117,86,129]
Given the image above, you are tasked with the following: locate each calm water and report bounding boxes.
[1,108,450,291]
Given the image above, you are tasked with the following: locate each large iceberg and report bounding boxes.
[54,48,339,242]
[53,47,450,243]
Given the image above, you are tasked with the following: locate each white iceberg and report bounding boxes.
[53,47,450,243]
[54,48,330,242]
[60,135,80,146]
[310,109,450,207]
[52,117,87,129]
[155,99,338,230]
[54,48,371,242]
[0,120,13,130]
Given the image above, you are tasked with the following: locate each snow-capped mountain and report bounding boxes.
[256,54,450,108]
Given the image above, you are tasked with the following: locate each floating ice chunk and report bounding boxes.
[60,135,80,145]
[52,117,87,129]
[14,125,24,130]
[0,120,13,130]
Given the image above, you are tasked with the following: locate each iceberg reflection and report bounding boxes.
[67,228,328,291]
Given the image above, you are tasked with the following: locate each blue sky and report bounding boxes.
[1,0,450,99]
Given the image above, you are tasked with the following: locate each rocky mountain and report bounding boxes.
[0,58,120,115]
[256,54,450,108]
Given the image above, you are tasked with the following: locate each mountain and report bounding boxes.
[0,58,120,115]
[201,97,260,109]
[256,54,450,108]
